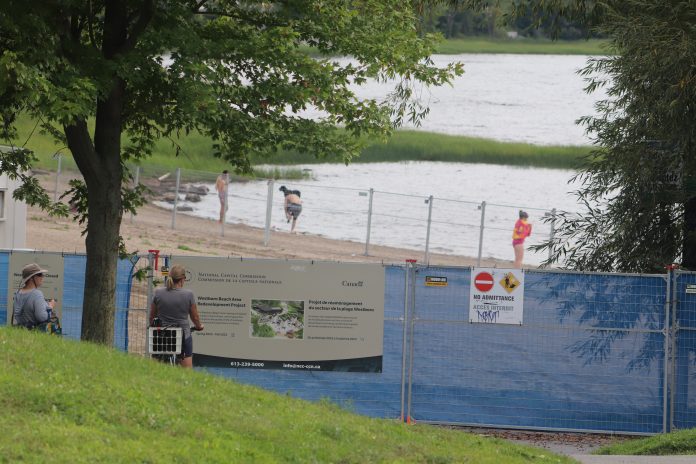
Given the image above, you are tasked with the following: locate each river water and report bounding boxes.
[301,53,604,146]
[164,161,579,266]
[161,54,601,265]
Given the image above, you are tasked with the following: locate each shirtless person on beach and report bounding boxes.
[215,170,229,223]
[279,185,302,233]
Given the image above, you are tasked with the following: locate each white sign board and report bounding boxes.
[173,257,385,372]
[469,267,525,325]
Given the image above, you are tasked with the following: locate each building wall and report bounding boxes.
[0,174,27,249]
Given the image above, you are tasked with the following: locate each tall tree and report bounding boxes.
[528,1,696,272]
[0,1,462,344]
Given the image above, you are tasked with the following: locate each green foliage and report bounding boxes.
[250,313,275,338]
[532,1,696,272]
[596,428,696,455]
[435,37,609,55]
[0,145,68,217]
[0,0,465,343]
[0,328,574,463]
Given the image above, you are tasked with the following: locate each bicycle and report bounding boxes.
[148,324,202,366]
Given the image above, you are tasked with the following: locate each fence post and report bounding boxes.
[53,153,62,202]
[477,201,486,267]
[399,261,413,421]
[663,269,672,432]
[548,208,557,264]
[146,252,155,329]
[171,167,181,230]
[264,179,275,246]
[424,195,433,265]
[364,188,374,256]
[220,171,229,237]
[405,261,418,424]
[669,269,679,432]
[130,166,140,224]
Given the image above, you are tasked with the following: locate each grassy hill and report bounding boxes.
[0,328,575,463]
[595,429,696,456]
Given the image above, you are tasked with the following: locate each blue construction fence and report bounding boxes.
[0,251,139,350]
[1,250,694,434]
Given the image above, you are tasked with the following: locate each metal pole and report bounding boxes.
[264,179,275,246]
[405,263,417,424]
[477,201,486,267]
[146,252,154,327]
[53,154,62,202]
[669,270,679,431]
[364,188,374,256]
[424,195,433,265]
[171,167,181,230]
[399,262,410,421]
[130,166,140,224]
[220,171,229,237]
[663,270,671,433]
[548,208,557,265]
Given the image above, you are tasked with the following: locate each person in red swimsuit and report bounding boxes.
[512,210,532,268]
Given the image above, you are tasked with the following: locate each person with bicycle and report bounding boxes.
[12,263,56,329]
[149,264,204,368]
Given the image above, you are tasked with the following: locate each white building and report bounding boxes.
[0,146,27,249]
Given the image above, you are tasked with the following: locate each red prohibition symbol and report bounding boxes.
[474,272,495,292]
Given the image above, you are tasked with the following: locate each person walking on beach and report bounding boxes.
[512,210,532,268]
[215,170,229,223]
[149,264,204,368]
[279,185,302,233]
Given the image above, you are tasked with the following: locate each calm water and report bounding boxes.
[160,54,599,264]
[162,161,579,265]
[301,54,604,146]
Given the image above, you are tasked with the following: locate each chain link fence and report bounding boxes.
[4,253,696,434]
[52,161,560,266]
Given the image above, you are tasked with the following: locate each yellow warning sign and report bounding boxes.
[425,276,448,287]
[499,272,520,293]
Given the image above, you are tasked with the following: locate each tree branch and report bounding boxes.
[122,0,154,53]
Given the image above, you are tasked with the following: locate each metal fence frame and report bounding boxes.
[54,160,559,266]
[5,249,696,434]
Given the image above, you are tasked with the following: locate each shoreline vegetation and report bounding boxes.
[302,37,610,56]
[434,37,610,55]
[10,37,596,179]
[15,118,589,180]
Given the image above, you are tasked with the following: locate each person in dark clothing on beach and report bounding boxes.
[279,185,302,233]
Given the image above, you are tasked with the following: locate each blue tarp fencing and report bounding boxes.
[1,251,694,434]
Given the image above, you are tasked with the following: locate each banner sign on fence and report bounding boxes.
[174,257,385,372]
[7,251,64,324]
[470,267,524,325]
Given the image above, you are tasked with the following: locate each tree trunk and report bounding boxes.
[64,0,127,344]
[65,91,124,345]
[683,196,696,270]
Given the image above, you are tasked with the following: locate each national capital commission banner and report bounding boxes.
[174,257,385,372]
[7,251,64,325]
[469,267,525,325]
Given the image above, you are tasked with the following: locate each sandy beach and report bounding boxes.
[26,171,510,268]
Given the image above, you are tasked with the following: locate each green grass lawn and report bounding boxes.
[595,428,696,455]
[0,328,575,463]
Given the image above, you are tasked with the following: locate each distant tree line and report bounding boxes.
[419,1,599,40]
